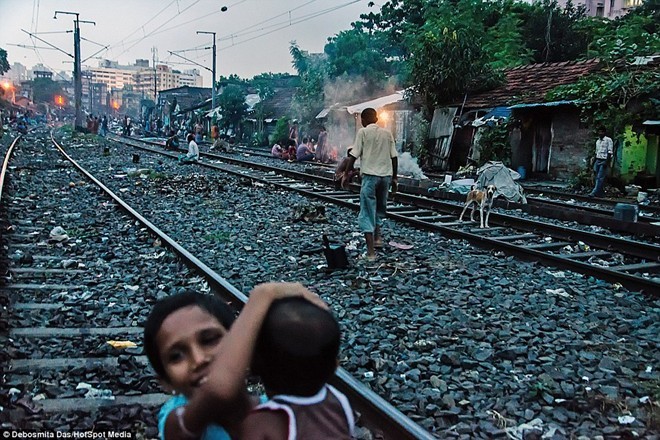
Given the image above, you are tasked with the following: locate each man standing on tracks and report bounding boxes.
[342,107,398,261]
[588,125,614,198]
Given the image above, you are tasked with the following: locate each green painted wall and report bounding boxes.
[619,126,648,183]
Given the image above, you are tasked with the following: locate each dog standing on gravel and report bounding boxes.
[459,185,496,228]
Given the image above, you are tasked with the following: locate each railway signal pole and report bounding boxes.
[196,31,216,111]
[54,11,95,131]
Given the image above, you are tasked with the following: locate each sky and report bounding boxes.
[0,0,374,85]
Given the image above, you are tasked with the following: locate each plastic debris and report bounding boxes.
[547,271,565,278]
[618,415,636,424]
[640,396,650,404]
[76,382,115,400]
[49,226,69,242]
[389,241,414,250]
[546,288,571,298]
[107,340,137,349]
[363,372,374,379]
[123,285,139,292]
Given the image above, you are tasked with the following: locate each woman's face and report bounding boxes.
[156,305,227,396]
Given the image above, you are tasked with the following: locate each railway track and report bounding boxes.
[0,129,433,439]
[112,134,660,294]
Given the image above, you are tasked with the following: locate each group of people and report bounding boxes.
[270,127,330,164]
[86,115,109,136]
[146,282,353,439]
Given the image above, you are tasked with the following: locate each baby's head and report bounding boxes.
[144,292,235,396]
[252,297,340,397]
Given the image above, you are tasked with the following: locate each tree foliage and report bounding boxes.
[408,26,501,113]
[0,48,9,76]
[289,42,327,123]
[547,4,660,134]
[217,84,247,132]
[32,78,63,104]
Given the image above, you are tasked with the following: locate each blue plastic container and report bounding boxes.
[517,166,526,180]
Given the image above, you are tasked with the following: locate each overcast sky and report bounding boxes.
[0,0,374,85]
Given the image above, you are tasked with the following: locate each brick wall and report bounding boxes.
[550,109,592,180]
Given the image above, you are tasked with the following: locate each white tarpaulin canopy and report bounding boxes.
[346,91,405,114]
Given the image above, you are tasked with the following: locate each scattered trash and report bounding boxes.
[363,372,374,379]
[505,418,544,440]
[547,271,565,278]
[49,226,69,242]
[618,415,636,425]
[76,382,115,400]
[640,396,650,404]
[389,241,414,250]
[123,285,139,292]
[546,288,571,298]
[61,259,78,269]
[107,340,137,349]
[292,203,327,222]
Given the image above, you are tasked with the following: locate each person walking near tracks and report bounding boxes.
[342,108,398,261]
[588,125,614,198]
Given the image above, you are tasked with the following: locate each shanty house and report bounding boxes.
[432,60,602,179]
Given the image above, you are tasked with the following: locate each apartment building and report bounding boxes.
[83,59,203,106]
[556,0,642,18]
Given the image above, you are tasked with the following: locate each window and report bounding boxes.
[596,5,604,16]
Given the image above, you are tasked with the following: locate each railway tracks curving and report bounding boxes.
[0,129,433,439]
[112,135,660,294]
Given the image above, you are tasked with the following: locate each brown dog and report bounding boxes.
[459,185,496,228]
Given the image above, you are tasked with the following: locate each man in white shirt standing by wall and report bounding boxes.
[343,107,398,261]
[588,126,614,198]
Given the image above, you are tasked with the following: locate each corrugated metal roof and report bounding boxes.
[643,120,660,126]
[346,91,406,114]
[509,100,579,109]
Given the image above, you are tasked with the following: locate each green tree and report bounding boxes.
[32,78,63,104]
[547,4,660,139]
[324,28,399,90]
[0,48,9,76]
[218,84,247,135]
[519,0,590,63]
[408,26,500,113]
[484,14,534,69]
[289,42,327,125]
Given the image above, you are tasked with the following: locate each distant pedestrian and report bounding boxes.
[342,108,398,261]
[588,125,614,198]
[289,121,299,146]
[315,126,328,162]
[100,116,108,137]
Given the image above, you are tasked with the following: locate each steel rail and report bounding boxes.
[108,135,660,294]
[523,185,660,216]
[53,133,434,440]
[0,135,24,204]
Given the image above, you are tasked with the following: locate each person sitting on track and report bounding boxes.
[271,142,284,159]
[283,139,297,162]
[144,283,325,440]
[296,137,315,162]
[165,130,180,151]
[179,133,199,164]
[241,297,355,439]
[334,147,360,190]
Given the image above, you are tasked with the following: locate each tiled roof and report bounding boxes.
[260,88,296,119]
[462,59,602,108]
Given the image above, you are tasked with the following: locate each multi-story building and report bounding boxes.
[556,0,642,18]
[83,60,203,103]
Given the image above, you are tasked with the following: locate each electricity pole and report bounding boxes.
[54,11,95,131]
[197,31,216,111]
